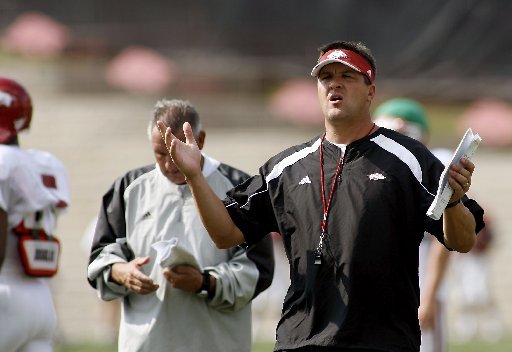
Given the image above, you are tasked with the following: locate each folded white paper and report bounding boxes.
[151,238,200,270]
[427,128,482,220]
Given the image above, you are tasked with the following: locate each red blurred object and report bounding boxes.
[104,46,176,95]
[1,12,70,58]
[0,77,32,143]
[268,79,323,126]
[457,99,512,148]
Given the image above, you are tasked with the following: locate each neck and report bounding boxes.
[324,120,376,144]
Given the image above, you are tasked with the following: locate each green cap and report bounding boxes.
[373,98,429,132]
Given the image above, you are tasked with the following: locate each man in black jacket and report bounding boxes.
[159,41,484,352]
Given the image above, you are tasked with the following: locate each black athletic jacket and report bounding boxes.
[223,127,485,352]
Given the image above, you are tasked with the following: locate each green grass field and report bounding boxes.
[55,337,512,352]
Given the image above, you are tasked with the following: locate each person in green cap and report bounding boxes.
[374,98,451,352]
[373,98,430,142]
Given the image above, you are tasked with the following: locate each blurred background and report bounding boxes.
[2,1,512,351]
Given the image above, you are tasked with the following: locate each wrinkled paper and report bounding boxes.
[151,238,200,270]
[427,128,482,220]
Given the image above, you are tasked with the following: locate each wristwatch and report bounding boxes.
[196,270,211,299]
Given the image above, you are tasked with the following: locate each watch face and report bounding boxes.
[197,290,208,298]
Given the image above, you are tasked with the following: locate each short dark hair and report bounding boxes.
[317,41,377,84]
[147,99,202,140]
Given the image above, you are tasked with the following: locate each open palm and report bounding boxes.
[156,121,202,180]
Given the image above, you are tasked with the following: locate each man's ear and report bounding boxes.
[367,84,376,102]
[196,130,206,150]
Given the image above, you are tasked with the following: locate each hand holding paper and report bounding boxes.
[152,238,200,270]
[427,128,482,220]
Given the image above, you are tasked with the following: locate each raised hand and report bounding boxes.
[156,121,202,182]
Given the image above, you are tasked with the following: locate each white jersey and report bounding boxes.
[0,145,69,352]
[418,148,452,352]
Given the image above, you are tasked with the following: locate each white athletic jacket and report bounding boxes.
[88,155,274,352]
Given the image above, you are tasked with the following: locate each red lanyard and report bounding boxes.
[319,133,344,235]
[316,123,375,264]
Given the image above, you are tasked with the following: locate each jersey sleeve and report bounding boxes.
[87,175,135,297]
[27,149,70,209]
[0,147,69,233]
[205,234,274,312]
[223,169,279,246]
[87,166,154,298]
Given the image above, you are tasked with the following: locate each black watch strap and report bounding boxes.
[446,198,461,209]
[196,270,212,298]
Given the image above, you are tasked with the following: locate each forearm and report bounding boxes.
[443,202,476,252]
[89,262,129,300]
[88,242,130,288]
[422,241,450,301]
[187,174,245,248]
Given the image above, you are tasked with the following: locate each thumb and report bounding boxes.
[135,256,151,267]
[164,126,176,152]
[182,122,197,147]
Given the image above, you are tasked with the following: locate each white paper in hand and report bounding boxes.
[427,128,482,220]
[151,238,200,270]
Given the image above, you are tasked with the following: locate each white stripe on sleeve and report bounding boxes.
[371,134,423,183]
[265,138,322,183]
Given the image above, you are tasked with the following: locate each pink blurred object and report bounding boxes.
[105,46,176,94]
[457,99,512,148]
[268,79,323,126]
[1,12,70,58]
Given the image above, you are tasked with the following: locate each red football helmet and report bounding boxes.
[0,77,32,144]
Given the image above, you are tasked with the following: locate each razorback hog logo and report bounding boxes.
[326,50,349,60]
